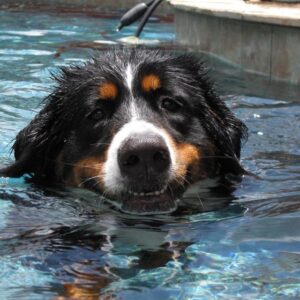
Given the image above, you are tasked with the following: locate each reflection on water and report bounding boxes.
[0,10,300,300]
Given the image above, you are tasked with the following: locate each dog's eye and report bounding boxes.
[88,109,105,121]
[160,97,182,112]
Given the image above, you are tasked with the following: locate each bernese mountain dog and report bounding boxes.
[0,49,247,215]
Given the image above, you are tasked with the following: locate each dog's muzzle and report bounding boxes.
[118,133,171,188]
[117,132,177,214]
[104,120,179,215]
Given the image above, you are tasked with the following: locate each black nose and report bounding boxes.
[118,133,171,179]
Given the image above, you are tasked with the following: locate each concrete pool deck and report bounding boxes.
[167,0,300,84]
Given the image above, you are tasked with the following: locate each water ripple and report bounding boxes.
[0,9,299,300]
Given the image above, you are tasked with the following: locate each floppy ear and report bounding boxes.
[0,89,70,179]
[202,82,248,175]
[0,63,86,179]
[0,106,53,178]
[0,158,30,178]
[189,59,248,175]
[167,54,247,176]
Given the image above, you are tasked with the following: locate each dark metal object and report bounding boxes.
[117,3,149,31]
[117,0,164,37]
[135,0,163,38]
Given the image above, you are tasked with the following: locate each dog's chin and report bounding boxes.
[121,189,178,215]
[106,185,178,215]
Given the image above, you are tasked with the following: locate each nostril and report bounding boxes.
[124,154,140,167]
[118,134,171,178]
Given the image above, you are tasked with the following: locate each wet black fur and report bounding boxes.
[0,49,247,182]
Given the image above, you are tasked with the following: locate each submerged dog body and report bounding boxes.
[0,49,247,214]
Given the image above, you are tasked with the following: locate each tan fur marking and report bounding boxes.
[176,143,201,179]
[159,128,205,183]
[98,82,118,100]
[141,74,161,92]
[69,155,106,190]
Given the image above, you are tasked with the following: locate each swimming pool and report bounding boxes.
[0,9,300,300]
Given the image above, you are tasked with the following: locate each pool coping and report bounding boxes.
[167,0,300,28]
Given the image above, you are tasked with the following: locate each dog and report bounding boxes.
[0,49,247,215]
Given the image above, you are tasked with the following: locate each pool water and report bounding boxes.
[1,10,300,300]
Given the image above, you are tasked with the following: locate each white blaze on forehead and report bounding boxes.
[129,99,139,120]
[126,64,133,92]
[103,120,177,194]
[125,63,139,120]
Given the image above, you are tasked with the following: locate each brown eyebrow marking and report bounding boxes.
[141,74,161,92]
[98,82,118,100]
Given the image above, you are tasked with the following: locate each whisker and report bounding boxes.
[88,142,111,147]
[57,160,104,170]
[174,174,190,186]
[196,193,205,209]
[78,175,102,187]
[168,184,175,200]
[199,155,239,161]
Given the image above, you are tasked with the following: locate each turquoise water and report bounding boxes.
[1,10,300,300]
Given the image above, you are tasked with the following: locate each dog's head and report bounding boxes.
[0,49,247,215]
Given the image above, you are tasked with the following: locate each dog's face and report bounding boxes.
[0,49,247,215]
